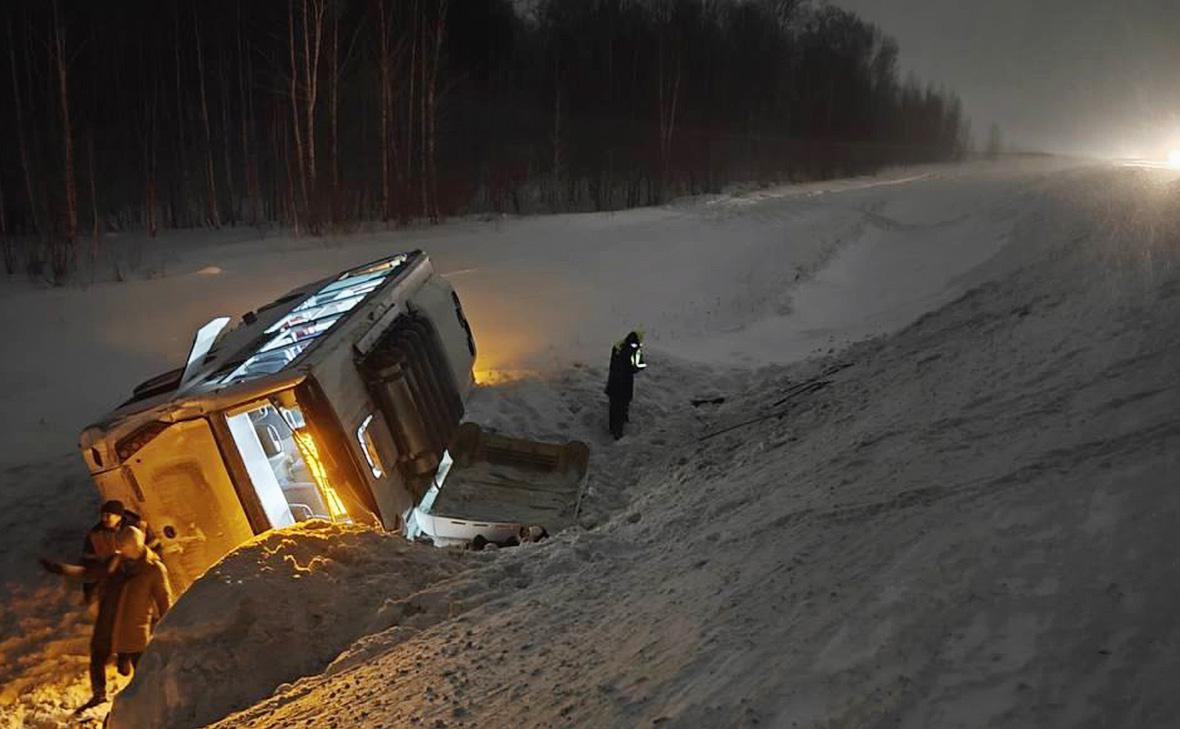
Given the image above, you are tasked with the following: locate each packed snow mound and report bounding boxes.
[207,167,1180,728]
[106,522,470,729]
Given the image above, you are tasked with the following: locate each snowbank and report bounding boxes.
[105,522,470,729]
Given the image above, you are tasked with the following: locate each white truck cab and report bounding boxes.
[79,251,588,591]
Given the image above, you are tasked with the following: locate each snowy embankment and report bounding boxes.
[4,158,1179,728]
[107,523,471,729]
[198,165,1180,728]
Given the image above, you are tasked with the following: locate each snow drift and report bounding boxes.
[106,522,470,729]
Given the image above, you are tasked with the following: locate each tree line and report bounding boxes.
[0,0,970,281]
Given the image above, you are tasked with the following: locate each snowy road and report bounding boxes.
[5,158,1180,729]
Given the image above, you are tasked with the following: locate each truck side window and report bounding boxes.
[357,414,385,479]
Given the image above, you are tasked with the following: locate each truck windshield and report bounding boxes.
[224,396,349,528]
[222,254,410,384]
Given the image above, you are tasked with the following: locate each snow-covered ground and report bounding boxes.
[4,157,1179,728]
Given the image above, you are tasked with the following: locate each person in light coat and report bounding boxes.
[111,526,172,675]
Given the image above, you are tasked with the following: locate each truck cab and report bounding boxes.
[79,251,587,591]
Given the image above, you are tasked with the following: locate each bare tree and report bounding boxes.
[550,43,561,204]
[143,92,159,238]
[288,0,309,215]
[171,2,187,228]
[268,100,286,225]
[49,0,77,282]
[219,51,238,225]
[655,6,681,197]
[375,0,391,222]
[134,37,160,239]
[418,1,428,218]
[192,5,220,227]
[425,0,448,221]
[282,104,302,236]
[236,2,260,225]
[328,3,339,222]
[405,0,419,222]
[326,2,368,225]
[86,130,99,246]
[7,10,37,236]
[301,0,327,194]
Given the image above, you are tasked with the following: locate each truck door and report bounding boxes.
[360,313,464,504]
[114,418,256,591]
[353,409,411,529]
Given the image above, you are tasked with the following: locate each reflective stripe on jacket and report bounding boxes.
[605,339,646,401]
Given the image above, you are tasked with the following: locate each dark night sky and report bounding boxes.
[829,0,1180,159]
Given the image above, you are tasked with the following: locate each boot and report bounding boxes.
[74,694,108,714]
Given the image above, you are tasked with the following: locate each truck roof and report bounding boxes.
[81,250,427,442]
[196,251,420,388]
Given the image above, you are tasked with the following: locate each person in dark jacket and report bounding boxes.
[40,499,160,709]
[605,330,647,440]
[111,526,172,675]
[78,502,161,589]
[78,500,127,708]
[80,500,125,603]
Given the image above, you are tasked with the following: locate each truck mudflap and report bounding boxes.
[412,423,590,546]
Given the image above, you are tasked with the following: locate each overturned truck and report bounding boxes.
[79,251,589,591]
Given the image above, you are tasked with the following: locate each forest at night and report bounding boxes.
[0,0,968,280]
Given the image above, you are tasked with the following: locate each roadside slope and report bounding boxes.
[209,167,1180,728]
[0,158,1122,728]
